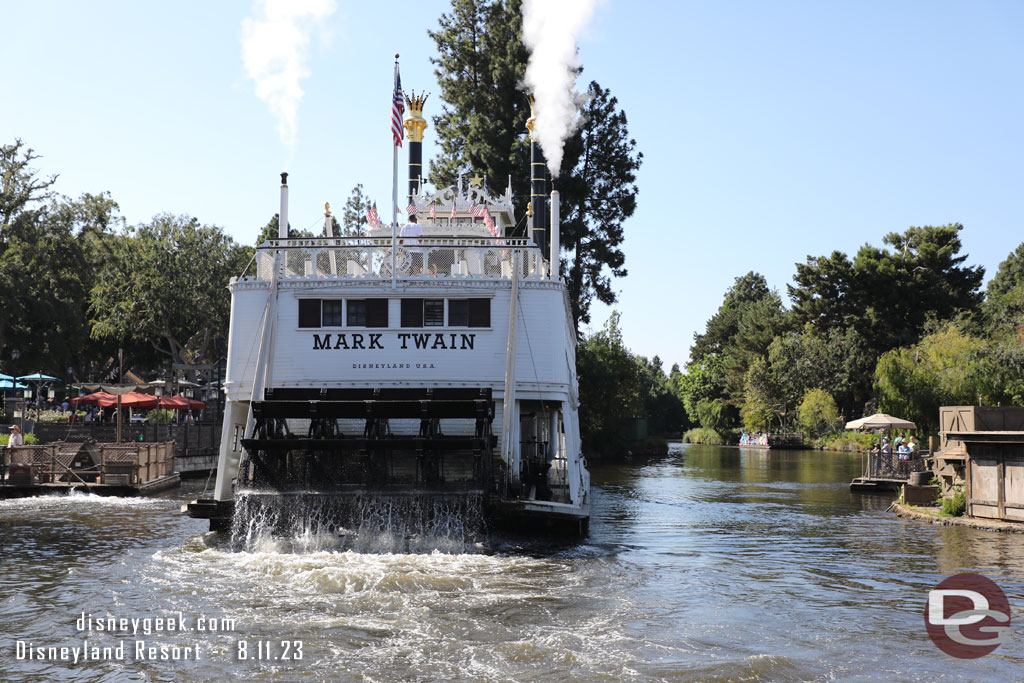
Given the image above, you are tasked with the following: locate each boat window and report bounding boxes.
[468,299,490,327]
[298,299,321,328]
[400,299,423,327]
[322,300,343,327]
[448,299,469,326]
[424,300,444,326]
[346,300,366,326]
[366,299,388,327]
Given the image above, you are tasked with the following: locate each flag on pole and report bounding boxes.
[367,202,380,227]
[429,205,436,220]
[406,202,418,216]
[450,203,457,220]
[392,65,405,147]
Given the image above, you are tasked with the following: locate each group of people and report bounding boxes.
[870,435,919,476]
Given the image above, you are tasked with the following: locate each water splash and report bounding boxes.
[230,492,486,554]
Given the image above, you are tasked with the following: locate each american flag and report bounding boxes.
[469,204,486,218]
[392,65,405,147]
[429,205,436,220]
[406,202,418,216]
[449,203,457,220]
[367,202,379,227]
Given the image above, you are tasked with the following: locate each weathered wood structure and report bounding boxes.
[0,441,178,496]
[933,406,1024,524]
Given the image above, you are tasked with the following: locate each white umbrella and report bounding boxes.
[845,413,917,430]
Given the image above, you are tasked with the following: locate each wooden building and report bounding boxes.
[934,406,1024,523]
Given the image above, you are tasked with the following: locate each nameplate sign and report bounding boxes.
[311,333,477,351]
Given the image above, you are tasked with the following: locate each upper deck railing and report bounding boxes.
[253,237,549,282]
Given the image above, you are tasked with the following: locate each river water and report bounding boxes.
[2,445,1022,681]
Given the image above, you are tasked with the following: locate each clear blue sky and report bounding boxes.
[3,1,1022,371]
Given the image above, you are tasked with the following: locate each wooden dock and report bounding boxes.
[850,452,930,493]
[0,441,180,498]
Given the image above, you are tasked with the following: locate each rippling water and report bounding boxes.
[2,445,1023,681]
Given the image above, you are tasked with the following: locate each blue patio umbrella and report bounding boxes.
[0,379,27,391]
[17,373,60,382]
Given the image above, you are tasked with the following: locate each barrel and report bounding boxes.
[8,463,34,487]
[909,471,930,486]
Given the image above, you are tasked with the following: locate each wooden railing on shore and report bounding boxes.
[1,442,176,486]
[32,422,219,459]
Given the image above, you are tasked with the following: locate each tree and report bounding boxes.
[559,81,642,329]
[741,357,778,431]
[428,0,530,199]
[1,140,120,375]
[341,184,370,237]
[90,214,253,369]
[796,388,840,437]
[429,2,642,331]
[576,312,647,456]
[875,324,987,434]
[688,272,789,414]
[982,242,1024,342]
[1,139,57,228]
[789,224,984,355]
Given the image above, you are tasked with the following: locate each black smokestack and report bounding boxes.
[531,139,548,259]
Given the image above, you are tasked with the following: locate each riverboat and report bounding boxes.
[187,95,590,536]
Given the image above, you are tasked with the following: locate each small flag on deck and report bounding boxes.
[406,202,418,216]
[367,202,379,227]
[450,203,457,220]
[429,204,436,220]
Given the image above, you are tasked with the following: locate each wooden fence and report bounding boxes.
[2,442,176,486]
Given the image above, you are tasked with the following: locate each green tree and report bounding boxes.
[341,184,371,237]
[558,81,642,329]
[796,388,840,437]
[429,3,642,331]
[740,357,778,431]
[789,224,984,354]
[677,354,727,426]
[90,214,254,369]
[576,312,646,456]
[428,0,530,197]
[875,324,987,434]
[982,242,1024,342]
[0,140,120,376]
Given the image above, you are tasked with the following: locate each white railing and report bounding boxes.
[255,237,548,282]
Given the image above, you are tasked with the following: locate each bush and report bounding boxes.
[0,432,39,445]
[683,427,725,445]
[941,487,966,517]
[148,409,177,423]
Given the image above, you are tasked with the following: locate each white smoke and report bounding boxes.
[241,0,336,154]
[522,0,600,177]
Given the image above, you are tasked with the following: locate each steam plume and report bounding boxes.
[522,0,599,177]
[241,0,336,154]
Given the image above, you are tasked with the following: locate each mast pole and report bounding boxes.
[391,55,400,289]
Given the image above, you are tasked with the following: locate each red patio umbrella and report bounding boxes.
[70,391,118,405]
[158,395,206,410]
[95,391,159,409]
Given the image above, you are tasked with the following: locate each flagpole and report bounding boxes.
[391,54,400,290]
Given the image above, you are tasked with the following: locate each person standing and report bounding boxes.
[399,214,424,273]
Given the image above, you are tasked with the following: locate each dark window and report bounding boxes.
[347,300,366,326]
[468,299,490,327]
[424,300,444,326]
[366,299,388,327]
[298,299,321,328]
[322,300,342,326]
[401,299,423,327]
[448,299,469,326]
